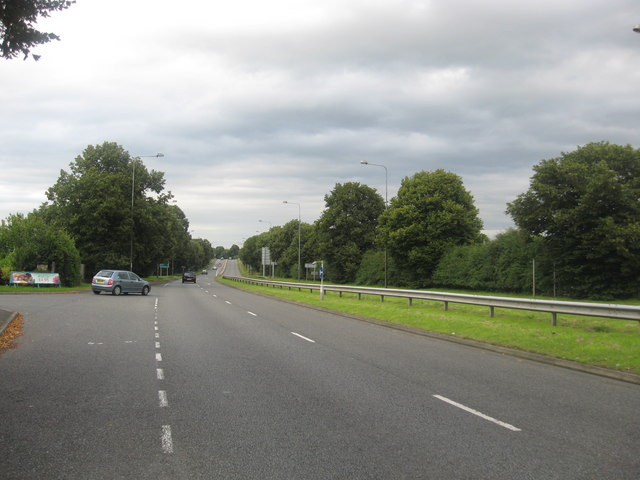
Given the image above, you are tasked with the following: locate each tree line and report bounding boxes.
[240,142,640,300]
[0,142,229,285]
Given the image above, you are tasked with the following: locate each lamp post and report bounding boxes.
[360,160,388,287]
[130,153,164,271]
[633,25,640,33]
[282,200,301,280]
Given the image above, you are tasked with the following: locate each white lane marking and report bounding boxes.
[157,368,164,380]
[155,342,161,349]
[291,332,316,343]
[156,353,162,362]
[155,298,158,307]
[433,395,521,432]
[213,294,217,298]
[225,300,232,305]
[159,390,169,407]
[154,326,159,331]
[205,290,209,293]
[155,332,159,339]
[161,425,173,453]
[248,311,257,316]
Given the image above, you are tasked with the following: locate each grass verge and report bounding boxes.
[218,276,640,375]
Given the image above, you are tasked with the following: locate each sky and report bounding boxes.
[1,0,639,248]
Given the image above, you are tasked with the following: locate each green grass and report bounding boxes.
[0,283,91,293]
[218,276,640,375]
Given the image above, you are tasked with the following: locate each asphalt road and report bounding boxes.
[0,264,638,479]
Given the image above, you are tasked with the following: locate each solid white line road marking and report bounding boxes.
[157,368,164,380]
[161,425,173,453]
[248,311,257,316]
[159,390,169,407]
[291,332,316,343]
[433,395,521,432]
[156,353,162,362]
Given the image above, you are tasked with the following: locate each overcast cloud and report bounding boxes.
[1,0,639,247]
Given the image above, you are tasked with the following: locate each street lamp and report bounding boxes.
[633,25,640,33]
[360,160,388,287]
[282,200,301,280]
[130,153,164,271]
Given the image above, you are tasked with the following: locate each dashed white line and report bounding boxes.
[155,342,161,349]
[157,368,164,380]
[248,311,257,316]
[225,300,232,305]
[158,390,169,407]
[291,332,316,343]
[156,352,162,362]
[161,425,173,453]
[433,395,521,432]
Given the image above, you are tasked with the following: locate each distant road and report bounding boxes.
[0,264,638,479]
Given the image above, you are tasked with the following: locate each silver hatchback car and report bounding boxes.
[92,270,151,296]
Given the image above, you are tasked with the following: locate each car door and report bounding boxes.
[117,271,132,292]
[129,272,143,292]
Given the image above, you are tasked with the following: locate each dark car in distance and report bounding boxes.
[182,271,196,283]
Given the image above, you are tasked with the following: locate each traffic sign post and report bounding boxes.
[311,261,325,300]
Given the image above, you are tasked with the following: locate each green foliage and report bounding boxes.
[316,182,385,283]
[354,250,406,286]
[0,211,81,286]
[433,229,542,293]
[1,0,75,60]
[240,221,319,280]
[378,169,484,287]
[43,142,197,277]
[507,142,640,299]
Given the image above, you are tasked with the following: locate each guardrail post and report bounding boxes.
[444,301,449,311]
[490,306,495,318]
[552,312,557,326]
[358,293,362,300]
[381,295,385,303]
[408,298,413,306]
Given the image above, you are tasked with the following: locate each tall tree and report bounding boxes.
[378,169,484,287]
[316,182,385,283]
[1,0,74,60]
[507,142,640,298]
[44,142,174,276]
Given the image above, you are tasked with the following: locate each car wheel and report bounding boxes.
[93,290,101,295]
[112,285,122,296]
[142,286,150,296]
